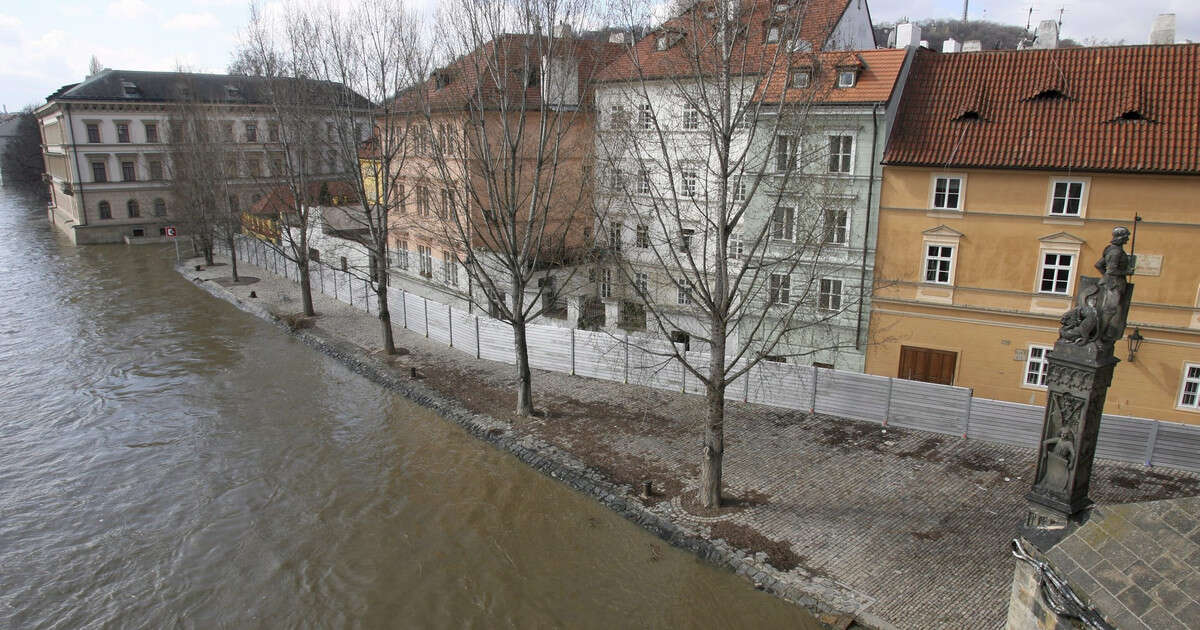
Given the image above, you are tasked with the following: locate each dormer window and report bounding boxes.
[791,70,810,88]
[953,110,983,122]
[1028,88,1067,101]
[225,85,242,99]
[121,81,140,98]
[765,25,781,43]
[775,2,792,12]
[837,70,857,88]
[1117,110,1148,122]
[433,71,452,89]
[656,31,683,51]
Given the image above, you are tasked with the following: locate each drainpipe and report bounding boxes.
[854,102,881,351]
[64,103,87,227]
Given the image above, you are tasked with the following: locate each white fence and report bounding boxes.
[221,237,1200,474]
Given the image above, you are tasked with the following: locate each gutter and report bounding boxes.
[64,103,87,227]
[854,102,880,350]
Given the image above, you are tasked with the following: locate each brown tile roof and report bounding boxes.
[756,48,909,104]
[884,44,1200,175]
[392,34,623,113]
[248,180,357,215]
[595,0,853,83]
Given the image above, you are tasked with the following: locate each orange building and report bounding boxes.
[866,44,1200,424]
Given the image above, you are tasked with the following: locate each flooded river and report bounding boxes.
[0,186,819,629]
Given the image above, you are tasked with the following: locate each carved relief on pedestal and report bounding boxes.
[1034,392,1085,494]
[1045,363,1095,393]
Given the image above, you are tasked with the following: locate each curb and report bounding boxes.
[178,264,896,630]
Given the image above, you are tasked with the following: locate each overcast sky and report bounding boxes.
[1,0,1196,112]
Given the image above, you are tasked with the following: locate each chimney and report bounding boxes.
[608,31,626,44]
[894,22,922,49]
[942,38,962,53]
[920,40,930,48]
[962,40,983,52]
[1032,20,1059,49]
[554,22,573,39]
[1149,13,1176,44]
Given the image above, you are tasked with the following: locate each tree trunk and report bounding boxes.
[512,318,534,417]
[228,233,239,283]
[203,244,214,266]
[377,255,396,355]
[298,261,315,316]
[700,378,727,509]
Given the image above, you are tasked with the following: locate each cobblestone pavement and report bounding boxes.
[182,257,1200,630]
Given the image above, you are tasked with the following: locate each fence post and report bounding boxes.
[334,267,339,301]
[1144,420,1160,467]
[961,388,974,438]
[475,315,481,358]
[364,279,370,312]
[883,377,894,427]
[348,272,353,305]
[624,334,630,384]
[401,289,408,329]
[680,353,687,393]
[570,328,576,376]
[448,304,453,347]
[810,365,819,414]
[743,362,750,402]
[318,263,323,294]
[424,298,430,338]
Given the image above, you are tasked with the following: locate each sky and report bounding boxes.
[1,0,1196,112]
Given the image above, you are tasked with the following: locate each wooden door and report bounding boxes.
[898,346,957,385]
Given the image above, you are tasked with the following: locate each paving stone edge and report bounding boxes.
[177,266,899,630]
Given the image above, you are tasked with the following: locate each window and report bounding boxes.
[221,122,234,142]
[924,245,954,284]
[443,251,458,286]
[269,122,280,142]
[418,245,433,276]
[819,278,842,311]
[775,135,796,172]
[417,186,430,216]
[91,161,107,183]
[609,104,628,128]
[438,189,452,219]
[86,123,100,143]
[734,179,747,202]
[600,268,613,298]
[127,199,140,218]
[770,273,790,304]
[121,161,136,182]
[678,228,695,252]
[677,279,694,305]
[1050,180,1086,216]
[765,25,781,43]
[771,206,794,241]
[729,232,744,259]
[636,224,650,248]
[637,169,651,194]
[1039,253,1074,295]
[837,70,857,88]
[1024,345,1051,388]
[1179,364,1200,409]
[144,123,159,143]
[792,71,810,88]
[98,201,112,219]
[153,198,166,217]
[608,165,624,190]
[823,209,849,245]
[395,240,409,270]
[608,223,622,251]
[828,135,853,173]
[116,123,130,143]
[634,272,649,295]
[340,256,349,272]
[680,169,697,197]
[638,103,654,131]
[309,248,321,263]
[149,160,163,180]
[245,122,257,142]
[248,157,261,177]
[932,176,963,210]
[682,103,700,130]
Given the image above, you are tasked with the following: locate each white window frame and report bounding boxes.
[818,278,843,312]
[634,271,649,295]
[1038,251,1076,296]
[1024,344,1052,389]
[682,102,700,130]
[771,206,795,241]
[823,208,850,246]
[442,251,458,286]
[678,228,695,252]
[608,223,622,251]
[680,169,697,197]
[600,268,613,299]
[638,103,654,131]
[827,134,854,174]
[837,70,857,88]
[775,134,796,172]
[923,243,956,285]
[637,169,651,194]
[418,245,432,277]
[734,179,747,202]
[728,232,744,259]
[791,70,811,88]
[930,173,966,211]
[395,240,409,270]
[1047,178,1090,217]
[769,273,791,305]
[1177,363,1200,411]
[635,224,650,248]
[677,279,694,305]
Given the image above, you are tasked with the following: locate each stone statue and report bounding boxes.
[1058,227,1136,348]
[1038,424,1076,492]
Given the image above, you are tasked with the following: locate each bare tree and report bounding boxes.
[408,0,608,416]
[1,106,47,191]
[597,0,870,507]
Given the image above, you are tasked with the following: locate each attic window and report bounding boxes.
[656,32,684,51]
[775,1,793,12]
[1028,88,1068,101]
[1112,109,1154,123]
[121,81,140,98]
[837,70,857,88]
[792,70,811,88]
[954,110,983,122]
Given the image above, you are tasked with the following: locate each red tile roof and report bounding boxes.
[884,45,1200,175]
[392,34,623,113]
[248,180,357,215]
[756,48,909,104]
[595,0,854,83]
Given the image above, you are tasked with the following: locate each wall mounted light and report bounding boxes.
[1127,328,1145,362]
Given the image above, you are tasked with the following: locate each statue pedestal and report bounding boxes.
[1025,346,1117,521]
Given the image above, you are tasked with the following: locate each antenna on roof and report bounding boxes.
[1057,7,1065,29]
[1025,7,1033,32]
[962,0,968,22]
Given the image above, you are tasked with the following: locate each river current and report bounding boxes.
[0,187,818,629]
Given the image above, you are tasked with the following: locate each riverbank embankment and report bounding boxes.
[177,255,1199,630]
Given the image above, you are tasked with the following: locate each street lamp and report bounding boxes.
[1127,328,1145,362]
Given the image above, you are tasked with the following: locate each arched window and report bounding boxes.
[98,201,112,220]
[153,198,167,217]
[127,199,140,218]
